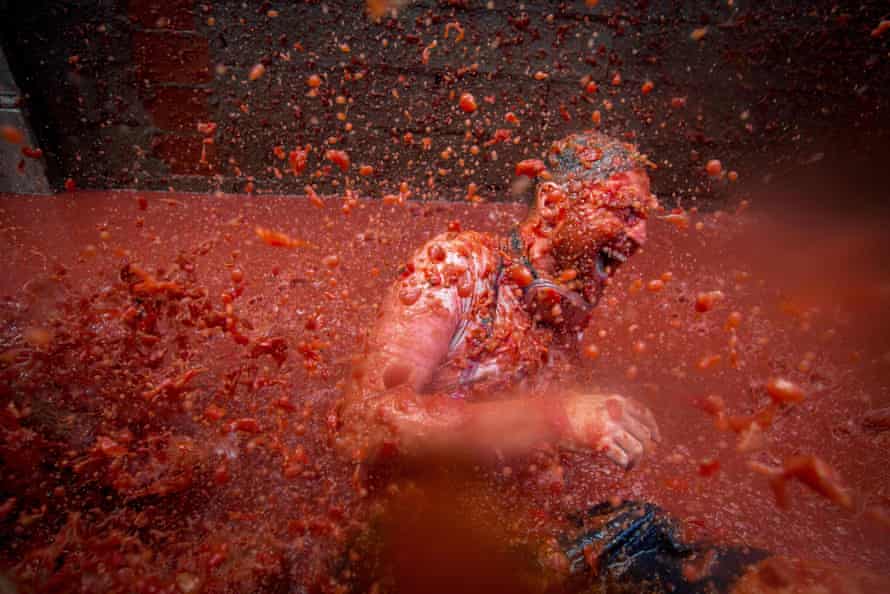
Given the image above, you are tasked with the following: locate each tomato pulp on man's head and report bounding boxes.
[546,131,658,302]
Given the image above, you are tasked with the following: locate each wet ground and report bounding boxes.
[0,190,888,592]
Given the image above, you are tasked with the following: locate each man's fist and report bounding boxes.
[561,392,660,469]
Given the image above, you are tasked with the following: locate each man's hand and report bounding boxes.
[561,392,660,469]
[337,389,660,467]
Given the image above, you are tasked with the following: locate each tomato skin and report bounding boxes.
[706,159,723,177]
[766,378,806,404]
[508,265,533,288]
[248,63,265,81]
[514,159,546,178]
[458,92,477,113]
[228,418,261,434]
[325,149,350,172]
[289,148,309,175]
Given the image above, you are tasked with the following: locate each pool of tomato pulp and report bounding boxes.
[0,190,888,591]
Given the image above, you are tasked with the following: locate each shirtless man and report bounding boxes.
[334,131,890,594]
[336,130,660,468]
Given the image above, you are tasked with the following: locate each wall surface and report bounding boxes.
[1,0,888,206]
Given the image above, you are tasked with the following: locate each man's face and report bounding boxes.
[550,168,656,302]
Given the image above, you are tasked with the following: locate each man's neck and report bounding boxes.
[515,214,558,280]
[511,216,595,339]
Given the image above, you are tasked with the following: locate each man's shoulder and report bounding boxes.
[403,230,503,283]
[424,230,502,256]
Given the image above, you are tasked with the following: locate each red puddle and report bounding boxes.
[0,190,888,591]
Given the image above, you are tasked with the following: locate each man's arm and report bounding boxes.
[339,383,657,467]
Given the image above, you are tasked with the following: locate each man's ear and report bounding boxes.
[535,182,566,213]
[535,182,568,219]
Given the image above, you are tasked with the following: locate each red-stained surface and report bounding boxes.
[143,87,211,133]
[0,191,889,592]
[131,31,211,85]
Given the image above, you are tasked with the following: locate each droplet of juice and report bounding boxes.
[690,27,708,41]
[322,255,340,269]
[558,268,577,282]
[325,149,350,172]
[508,265,533,288]
[697,354,721,369]
[458,92,477,113]
[871,20,890,38]
[290,147,310,175]
[725,311,742,329]
[698,458,720,477]
[0,125,24,145]
[248,63,266,81]
[663,212,689,230]
[766,378,805,404]
[228,418,261,433]
[428,243,446,262]
[398,286,421,306]
[695,290,724,312]
[515,159,546,178]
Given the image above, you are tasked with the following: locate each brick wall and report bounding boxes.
[129,1,216,178]
[1,0,888,205]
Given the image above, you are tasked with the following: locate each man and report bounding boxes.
[335,130,660,468]
[332,131,890,594]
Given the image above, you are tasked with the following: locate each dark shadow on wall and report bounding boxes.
[2,0,61,191]
[1,0,151,193]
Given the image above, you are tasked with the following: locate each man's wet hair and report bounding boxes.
[547,130,644,185]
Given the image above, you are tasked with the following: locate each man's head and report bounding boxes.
[534,131,658,303]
